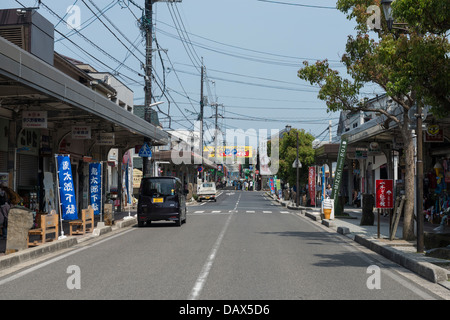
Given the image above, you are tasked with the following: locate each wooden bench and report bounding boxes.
[69,206,94,236]
[27,210,59,247]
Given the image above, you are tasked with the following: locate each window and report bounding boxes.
[141,178,175,196]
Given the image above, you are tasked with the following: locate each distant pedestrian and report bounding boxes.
[325,184,332,198]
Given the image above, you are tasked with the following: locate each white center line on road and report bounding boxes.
[263,211,272,213]
[188,194,240,300]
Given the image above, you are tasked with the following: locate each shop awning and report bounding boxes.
[0,36,168,147]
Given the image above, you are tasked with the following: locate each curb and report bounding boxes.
[354,235,450,284]
[0,237,77,271]
[0,217,137,272]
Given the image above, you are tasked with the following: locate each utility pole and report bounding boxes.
[211,103,223,183]
[329,120,332,142]
[199,61,204,182]
[143,0,181,177]
[143,0,153,177]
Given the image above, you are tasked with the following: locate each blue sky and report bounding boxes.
[3,0,383,144]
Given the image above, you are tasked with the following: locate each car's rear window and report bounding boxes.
[141,178,175,196]
[202,183,214,188]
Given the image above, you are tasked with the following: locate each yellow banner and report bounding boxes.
[204,146,252,158]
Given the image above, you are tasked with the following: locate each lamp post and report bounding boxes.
[381,0,424,253]
[286,125,302,207]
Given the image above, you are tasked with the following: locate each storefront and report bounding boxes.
[422,123,450,225]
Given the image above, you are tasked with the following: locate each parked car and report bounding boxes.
[197,182,217,202]
[137,177,187,227]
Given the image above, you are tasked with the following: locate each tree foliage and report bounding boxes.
[278,129,315,187]
[297,0,449,240]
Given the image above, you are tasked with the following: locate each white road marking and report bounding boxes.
[188,194,240,300]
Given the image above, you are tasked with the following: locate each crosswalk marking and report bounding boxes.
[190,209,290,215]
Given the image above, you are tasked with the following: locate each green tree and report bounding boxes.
[278,128,315,188]
[298,0,449,240]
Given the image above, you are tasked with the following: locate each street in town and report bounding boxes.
[0,190,447,303]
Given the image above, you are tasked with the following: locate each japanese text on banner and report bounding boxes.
[57,155,78,220]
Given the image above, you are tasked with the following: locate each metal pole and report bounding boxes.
[296,131,299,207]
[416,102,424,252]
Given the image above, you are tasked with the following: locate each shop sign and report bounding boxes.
[96,133,115,145]
[369,142,380,152]
[17,128,39,155]
[83,156,93,162]
[56,155,78,220]
[424,125,444,142]
[89,163,102,216]
[375,179,394,209]
[331,138,348,201]
[355,150,367,159]
[72,126,91,139]
[22,111,47,128]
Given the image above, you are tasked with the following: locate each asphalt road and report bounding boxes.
[0,190,447,302]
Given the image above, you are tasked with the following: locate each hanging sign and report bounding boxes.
[22,111,47,128]
[89,162,102,216]
[72,126,91,139]
[56,155,78,220]
[96,133,115,145]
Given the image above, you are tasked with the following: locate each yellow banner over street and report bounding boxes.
[204,146,252,158]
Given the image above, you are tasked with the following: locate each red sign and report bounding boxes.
[308,166,316,206]
[375,179,394,209]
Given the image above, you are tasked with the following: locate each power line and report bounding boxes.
[256,0,337,10]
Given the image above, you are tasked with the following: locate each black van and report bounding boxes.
[137,177,187,227]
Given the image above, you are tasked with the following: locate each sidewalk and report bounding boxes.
[0,208,138,270]
[271,193,450,288]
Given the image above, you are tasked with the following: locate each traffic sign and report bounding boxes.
[138,142,152,158]
[292,158,302,168]
[197,166,203,172]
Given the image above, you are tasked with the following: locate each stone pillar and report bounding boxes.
[104,203,114,226]
[5,207,34,254]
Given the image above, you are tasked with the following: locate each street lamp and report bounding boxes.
[285,125,301,207]
[381,0,394,30]
[381,0,424,253]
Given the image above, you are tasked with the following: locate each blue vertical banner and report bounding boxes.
[89,162,102,216]
[125,163,131,205]
[57,155,78,220]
